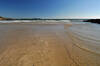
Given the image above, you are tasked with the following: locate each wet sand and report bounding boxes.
[0,24,100,66]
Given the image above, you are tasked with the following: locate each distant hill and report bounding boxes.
[0,17,43,20]
[0,16,15,20]
[0,16,7,20]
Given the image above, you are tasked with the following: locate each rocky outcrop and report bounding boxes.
[85,19,100,24]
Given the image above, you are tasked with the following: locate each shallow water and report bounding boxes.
[68,22,100,54]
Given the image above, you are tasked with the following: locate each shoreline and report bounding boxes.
[0,23,99,66]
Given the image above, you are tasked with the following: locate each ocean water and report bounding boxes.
[0,20,40,23]
[0,20,80,24]
[0,20,71,23]
[68,22,100,54]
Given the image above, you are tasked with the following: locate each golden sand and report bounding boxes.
[0,24,99,66]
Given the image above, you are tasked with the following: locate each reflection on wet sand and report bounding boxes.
[0,23,100,66]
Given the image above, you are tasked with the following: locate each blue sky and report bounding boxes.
[0,0,100,18]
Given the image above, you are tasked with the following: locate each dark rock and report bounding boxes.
[85,19,100,24]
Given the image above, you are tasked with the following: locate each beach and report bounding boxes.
[0,22,100,66]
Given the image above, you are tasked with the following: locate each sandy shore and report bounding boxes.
[0,24,100,66]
